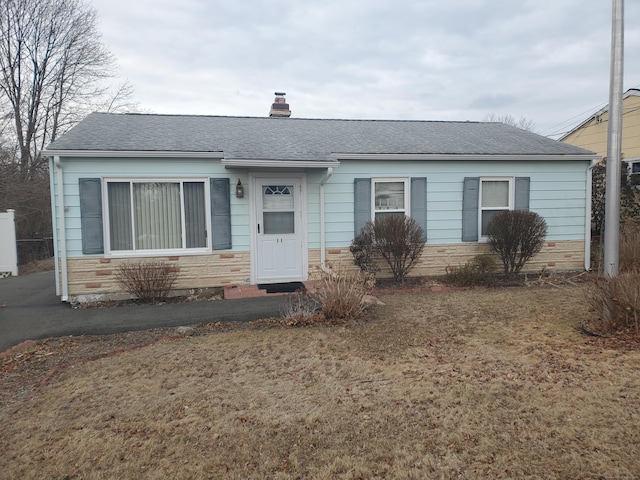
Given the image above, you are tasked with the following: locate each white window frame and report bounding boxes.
[102,177,211,257]
[479,177,514,241]
[371,177,410,220]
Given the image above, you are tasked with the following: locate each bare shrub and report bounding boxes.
[309,272,375,322]
[593,218,640,274]
[585,272,640,336]
[281,290,321,326]
[349,231,380,275]
[444,254,497,287]
[592,160,640,236]
[585,218,640,337]
[351,215,425,283]
[487,210,547,275]
[115,260,178,303]
[619,218,640,272]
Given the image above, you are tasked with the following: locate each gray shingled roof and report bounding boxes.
[46,112,595,161]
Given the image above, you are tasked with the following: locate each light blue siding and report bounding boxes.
[321,160,590,247]
[54,156,591,258]
[306,173,322,248]
[56,157,246,257]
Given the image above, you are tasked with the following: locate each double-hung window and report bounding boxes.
[372,178,409,220]
[479,177,513,238]
[105,179,209,254]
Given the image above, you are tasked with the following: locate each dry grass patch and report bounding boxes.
[2,285,640,479]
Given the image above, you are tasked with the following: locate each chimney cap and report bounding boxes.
[274,91,286,96]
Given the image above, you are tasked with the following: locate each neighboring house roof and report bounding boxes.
[45,112,595,164]
[559,88,640,142]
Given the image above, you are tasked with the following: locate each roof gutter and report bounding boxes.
[42,150,224,159]
[319,167,336,277]
[52,156,69,302]
[222,158,340,169]
[584,159,598,271]
[333,153,595,162]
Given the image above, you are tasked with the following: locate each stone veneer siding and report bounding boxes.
[63,240,584,301]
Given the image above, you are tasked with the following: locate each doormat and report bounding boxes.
[257,282,306,294]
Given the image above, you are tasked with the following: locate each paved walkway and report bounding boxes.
[0,271,287,353]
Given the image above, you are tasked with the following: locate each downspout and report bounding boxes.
[53,156,69,302]
[584,159,597,271]
[319,167,335,276]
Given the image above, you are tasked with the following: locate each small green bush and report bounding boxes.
[115,260,178,303]
[444,254,497,287]
[487,210,547,275]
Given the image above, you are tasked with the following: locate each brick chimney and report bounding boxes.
[269,92,291,117]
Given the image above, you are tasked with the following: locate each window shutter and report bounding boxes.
[515,177,530,211]
[462,177,480,242]
[354,178,371,236]
[79,178,104,254]
[211,178,232,250]
[410,177,427,242]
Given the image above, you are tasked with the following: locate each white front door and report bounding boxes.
[252,175,305,283]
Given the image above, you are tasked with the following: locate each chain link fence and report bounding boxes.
[16,237,54,265]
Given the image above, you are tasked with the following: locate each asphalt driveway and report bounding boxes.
[0,271,286,353]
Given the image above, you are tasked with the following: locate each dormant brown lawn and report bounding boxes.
[1,284,640,479]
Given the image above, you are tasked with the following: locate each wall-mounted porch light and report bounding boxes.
[236,179,244,198]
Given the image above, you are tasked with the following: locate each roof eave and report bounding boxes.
[221,158,340,168]
[559,88,640,141]
[333,153,598,161]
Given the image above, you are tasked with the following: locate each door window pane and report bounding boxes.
[263,185,294,209]
[264,212,295,234]
[262,185,295,234]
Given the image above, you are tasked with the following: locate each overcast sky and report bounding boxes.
[90,0,639,139]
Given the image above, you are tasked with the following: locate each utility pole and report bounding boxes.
[603,0,624,278]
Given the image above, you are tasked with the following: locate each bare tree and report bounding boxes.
[483,113,536,133]
[0,0,138,242]
[0,0,118,177]
[101,81,141,113]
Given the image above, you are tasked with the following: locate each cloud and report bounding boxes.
[468,94,518,111]
[91,0,640,137]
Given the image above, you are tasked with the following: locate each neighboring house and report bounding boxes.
[561,88,640,179]
[45,99,597,302]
